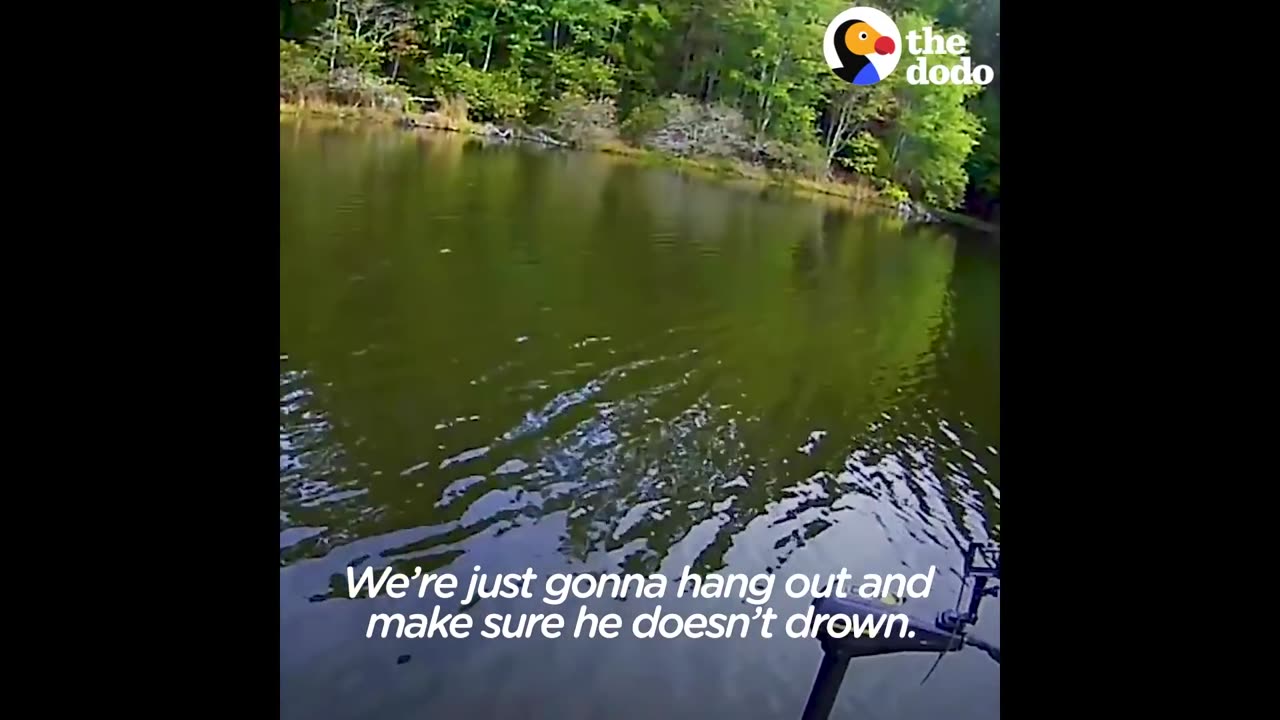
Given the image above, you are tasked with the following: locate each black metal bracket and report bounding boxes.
[963,541,1000,579]
[799,540,1001,720]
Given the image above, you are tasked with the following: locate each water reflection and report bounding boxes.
[280,121,999,720]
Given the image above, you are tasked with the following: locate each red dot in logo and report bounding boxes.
[875,36,895,55]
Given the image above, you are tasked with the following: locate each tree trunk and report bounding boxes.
[756,54,784,141]
[825,98,853,171]
[483,3,501,72]
[756,64,768,110]
[703,46,721,101]
[329,0,342,73]
[677,22,696,92]
[891,133,906,174]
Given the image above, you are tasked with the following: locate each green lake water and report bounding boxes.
[280,120,1000,720]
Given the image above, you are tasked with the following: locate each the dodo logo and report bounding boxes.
[824,7,902,85]
[824,6,995,86]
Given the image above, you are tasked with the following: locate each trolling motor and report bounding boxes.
[799,542,1000,720]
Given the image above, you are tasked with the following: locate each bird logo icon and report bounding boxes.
[824,7,902,85]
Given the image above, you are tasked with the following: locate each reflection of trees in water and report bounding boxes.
[280,132,999,601]
[282,227,987,593]
[285,311,996,596]
[924,233,1000,541]
[417,130,469,173]
[628,168,763,246]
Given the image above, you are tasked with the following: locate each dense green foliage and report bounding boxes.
[280,0,999,215]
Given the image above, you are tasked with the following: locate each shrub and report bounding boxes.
[757,139,827,179]
[280,40,325,101]
[438,97,470,125]
[841,131,881,178]
[422,56,536,122]
[619,104,667,144]
[325,68,412,111]
[547,52,619,102]
[637,95,751,161]
[874,177,911,204]
[280,39,411,112]
[548,94,618,149]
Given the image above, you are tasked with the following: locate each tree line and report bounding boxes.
[280,0,999,218]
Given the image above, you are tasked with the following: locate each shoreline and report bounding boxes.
[280,102,999,235]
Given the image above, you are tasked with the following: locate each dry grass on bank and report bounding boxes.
[279,101,950,221]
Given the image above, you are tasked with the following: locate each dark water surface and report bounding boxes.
[280,120,1000,720]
